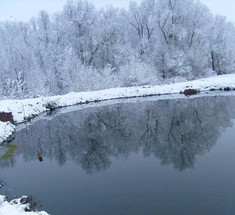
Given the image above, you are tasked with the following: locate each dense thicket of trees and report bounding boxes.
[0,0,235,98]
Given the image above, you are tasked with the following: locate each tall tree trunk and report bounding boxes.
[211,51,215,72]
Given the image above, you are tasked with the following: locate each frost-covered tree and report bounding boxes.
[0,0,234,98]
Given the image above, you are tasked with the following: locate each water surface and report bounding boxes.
[1,95,235,215]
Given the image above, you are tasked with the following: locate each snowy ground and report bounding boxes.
[0,73,235,214]
[0,195,49,215]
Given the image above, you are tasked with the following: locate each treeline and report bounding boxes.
[0,0,235,98]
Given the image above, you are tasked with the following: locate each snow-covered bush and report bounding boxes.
[119,57,160,87]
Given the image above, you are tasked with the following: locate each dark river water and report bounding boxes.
[1,95,235,215]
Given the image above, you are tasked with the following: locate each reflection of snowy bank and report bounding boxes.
[0,195,49,215]
[1,73,235,145]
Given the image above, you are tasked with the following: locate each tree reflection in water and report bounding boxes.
[1,96,235,173]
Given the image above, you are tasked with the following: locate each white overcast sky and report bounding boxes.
[0,0,235,24]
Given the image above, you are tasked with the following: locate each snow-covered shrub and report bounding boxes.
[119,57,160,87]
[164,49,193,79]
[0,72,27,99]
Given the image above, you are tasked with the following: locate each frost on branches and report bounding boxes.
[0,0,235,99]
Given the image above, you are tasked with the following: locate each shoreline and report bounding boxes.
[1,73,235,145]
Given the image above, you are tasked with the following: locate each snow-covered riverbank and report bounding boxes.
[0,121,15,144]
[1,74,235,145]
[0,195,49,215]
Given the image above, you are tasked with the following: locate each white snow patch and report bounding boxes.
[0,121,15,144]
[0,195,49,215]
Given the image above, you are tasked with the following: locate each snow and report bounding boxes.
[0,121,15,144]
[0,195,49,215]
[1,73,235,145]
